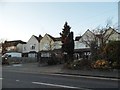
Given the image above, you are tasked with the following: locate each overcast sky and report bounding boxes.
[0,0,118,42]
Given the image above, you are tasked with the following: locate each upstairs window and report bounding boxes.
[31,46,35,49]
[30,44,36,50]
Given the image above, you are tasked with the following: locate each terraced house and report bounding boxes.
[39,33,62,61]
[22,35,42,57]
[2,27,119,62]
[2,40,26,54]
[74,27,120,60]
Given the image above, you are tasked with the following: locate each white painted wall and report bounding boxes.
[75,30,94,49]
[75,41,89,49]
[27,35,39,52]
[81,30,95,43]
[40,34,54,51]
[108,31,120,41]
[22,44,27,53]
[104,28,120,42]
[22,35,39,53]
[53,41,62,49]
[16,43,23,52]
[6,46,17,51]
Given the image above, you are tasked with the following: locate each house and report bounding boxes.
[39,33,62,60]
[103,27,120,42]
[40,34,55,51]
[2,40,26,54]
[22,35,42,57]
[17,42,27,53]
[93,27,120,47]
[40,33,62,51]
[74,27,120,60]
[51,37,62,51]
[74,29,95,59]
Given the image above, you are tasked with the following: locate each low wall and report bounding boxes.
[7,57,37,64]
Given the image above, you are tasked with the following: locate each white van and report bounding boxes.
[2,52,22,57]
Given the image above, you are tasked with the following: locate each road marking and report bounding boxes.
[0,78,3,80]
[32,81,92,90]
[49,74,119,81]
[16,80,20,82]
[13,64,22,67]
[5,66,11,67]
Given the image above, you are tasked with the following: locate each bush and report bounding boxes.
[111,61,120,69]
[91,59,110,69]
[47,58,57,65]
[64,59,92,70]
[103,41,120,65]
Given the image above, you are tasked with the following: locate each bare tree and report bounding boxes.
[80,19,117,60]
[0,38,6,43]
[79,30,98,60]
[105,17,113,28]
[80,30,97,47]
[0,38,7,55]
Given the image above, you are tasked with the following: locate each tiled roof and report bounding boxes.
[95,34,102,38]
[46,34,61,41]
[4,40,26,46]
[33,35,42,42]
[75,36,82,41]
[54,37,61,41]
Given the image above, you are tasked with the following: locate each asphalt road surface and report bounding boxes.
[2,70,119,89]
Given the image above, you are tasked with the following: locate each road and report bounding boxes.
[2,70,119,89]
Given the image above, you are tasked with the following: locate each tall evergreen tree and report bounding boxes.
[60,22,74,62]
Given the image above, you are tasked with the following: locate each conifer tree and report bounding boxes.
[60,22,74,62]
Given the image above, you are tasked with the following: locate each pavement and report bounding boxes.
[2,62,120,79]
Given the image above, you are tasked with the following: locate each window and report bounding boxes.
[85,44,88,47]
[24,47,26,50]
[31,46,35,49]
[30,45,36,50]
[41,52,51,57]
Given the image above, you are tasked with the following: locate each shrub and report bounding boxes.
[111,61,120,69]
[91,59,110,69]
[64,59,92,70]
[103,41,120,65]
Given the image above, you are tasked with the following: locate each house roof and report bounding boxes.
[33,35,42,42]
[95,34,101,38]
[94,27,120,38]
[4,40,26,46]
[46,34,55,40]
[79,29,96,39]
[54,37,61,41]
[46,34,61,41]
[104,27,120,35]
[75,36,82,41]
